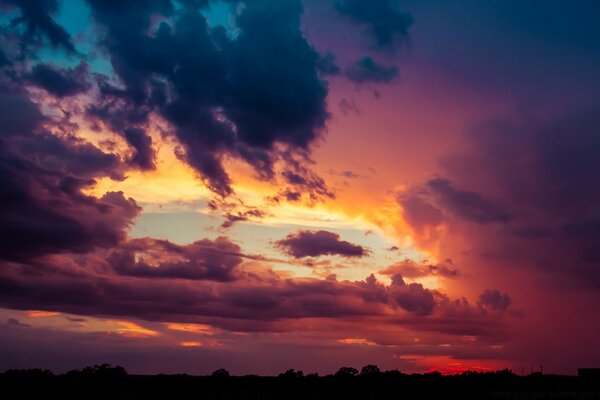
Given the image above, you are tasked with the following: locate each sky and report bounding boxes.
[0,0,599,376]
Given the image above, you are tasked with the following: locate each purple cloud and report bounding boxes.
[275,230,368,258]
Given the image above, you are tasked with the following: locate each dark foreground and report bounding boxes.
[2,365,599,400]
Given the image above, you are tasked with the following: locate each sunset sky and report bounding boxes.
[1,0,599,375]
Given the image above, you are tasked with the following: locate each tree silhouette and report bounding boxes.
[360,364,381,376]
[335,366,359,377]
[211,368,230,378]
[279,369,304,378]
[0,364,596,400]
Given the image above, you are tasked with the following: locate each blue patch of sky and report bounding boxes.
[46,0,113,75]
[198,0,240,38]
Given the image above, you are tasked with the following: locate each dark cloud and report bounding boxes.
[276,230,367,258]
[334,0,413,47]
[345,56,398,84]
[1,0,75,52]
[27,62,90,97]
[0,144,139,261]
[0,87,136,262]
[112,237,243,282]
[86,0,330,197]
[398,178,511,230]
[0,251,487,330]
[316,52,341,75]
[478,289,511,311]
[0,92,45,137]
[123,128,156,170]
[273,150,335,203]
[220,208,265,229]
[439,108,600,286]
[0,256,397,323]
[426,178,511,224]
[380,259,458,279]
[388,274,435,316]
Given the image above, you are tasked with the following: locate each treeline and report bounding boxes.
[1,364,598,400]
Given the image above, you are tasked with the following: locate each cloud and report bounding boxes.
[345,57,398,84]
[437,108,600,287]
[0,256,412,323]
[112,237,243,282]
[220,208,265,229]
[0,76,136,262]
[26,62,90,98]
[397,191,444,233]
[275,230,368,258]
[338,99,360,115]
[316,52,341,76]
[380,259,458,279]
[388,275,436,316]
[1,0,75,52]
[478,290,511,311]
[123,128,156,170]
[86,0,330,197]
[425,178,511,224]
[398,178,511,232]
[334,0,413,47]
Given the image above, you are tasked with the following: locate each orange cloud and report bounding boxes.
[180,341,202,347]
[26,310,60,318]
[167,323,217,336]
[107,320,159,338]
[338,338,377,346]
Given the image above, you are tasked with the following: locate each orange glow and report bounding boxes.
[180,341,202,347]
[397,355,503,375]
[107,320,159,338]
[167,323,217,336]
[26,310,60,317]
[337,338,377,346]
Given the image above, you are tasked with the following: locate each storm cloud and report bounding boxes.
[85,0,330,197]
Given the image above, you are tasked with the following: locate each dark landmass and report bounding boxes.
[2,364,599,400]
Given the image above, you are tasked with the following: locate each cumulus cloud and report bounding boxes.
[316,52,341,76]
[86,0,330,197]
[425,178,511,224]
[123,128,156,171]
[345,57,398,84]
[398,178,511,233]
[112,237,243,282]
[275,230,368,258]
[0,91,138,262]
[334,0,413,48]
[0,0,75,52]
[478,289,511,311]
[380,259,458,279]
[388,275,436,316]
[0,251,477,329]
[26,62,90,97]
